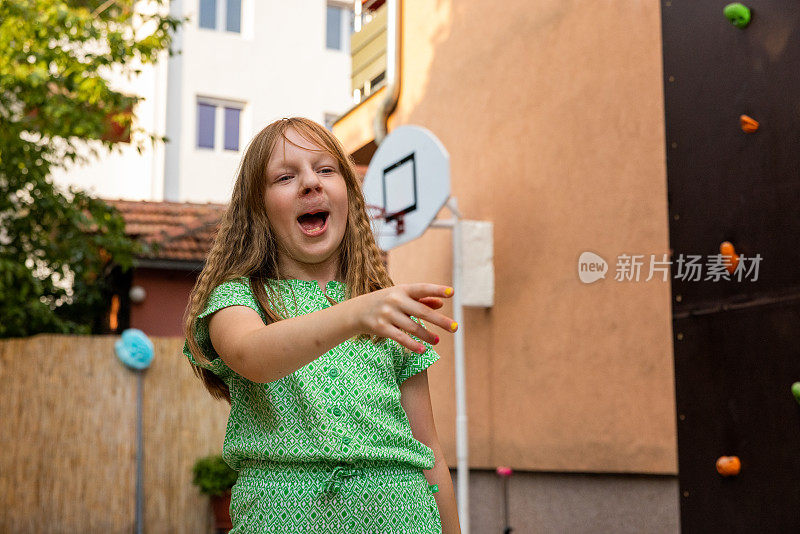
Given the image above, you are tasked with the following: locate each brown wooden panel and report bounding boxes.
[662,1,800,531]
[0,335,229,533]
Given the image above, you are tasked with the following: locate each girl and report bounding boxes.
[183,117,461,533]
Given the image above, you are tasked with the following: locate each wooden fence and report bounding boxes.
[0,335,229,533]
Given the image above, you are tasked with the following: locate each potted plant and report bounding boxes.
[192,454,238,531]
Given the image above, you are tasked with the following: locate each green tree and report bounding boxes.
[0,1,181,337]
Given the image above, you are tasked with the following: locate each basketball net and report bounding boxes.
[366,204,406,236]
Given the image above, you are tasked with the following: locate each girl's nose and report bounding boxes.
[299,167,323,194]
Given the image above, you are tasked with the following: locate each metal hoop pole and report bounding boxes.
[449,196,469,534]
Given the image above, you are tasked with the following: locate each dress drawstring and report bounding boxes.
[319,465,439,501]
[320,465,365,497]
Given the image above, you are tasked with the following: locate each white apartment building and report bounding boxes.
[50,0,355,204]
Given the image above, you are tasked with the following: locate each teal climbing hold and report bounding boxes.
[723,3,751,28]
[114,328,154,370]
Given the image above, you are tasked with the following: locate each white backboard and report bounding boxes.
[362,125,450,251]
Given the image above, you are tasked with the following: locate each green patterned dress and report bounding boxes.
[183,277,443,533]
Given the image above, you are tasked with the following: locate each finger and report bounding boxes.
[405,283,454,301]
[417,296,443,310]
[402,298,458,335]
[386,324,427,354]
[392,311,439,346]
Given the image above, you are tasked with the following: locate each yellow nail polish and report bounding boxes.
[450,321,458,332]
[444,287,453,296]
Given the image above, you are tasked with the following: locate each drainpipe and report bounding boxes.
[372,0,401,146]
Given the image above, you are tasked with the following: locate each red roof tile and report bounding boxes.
[104,199,226,262]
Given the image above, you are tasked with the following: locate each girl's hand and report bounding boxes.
[352,284,457,354]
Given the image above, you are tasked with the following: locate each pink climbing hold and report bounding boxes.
[496,466,513,478]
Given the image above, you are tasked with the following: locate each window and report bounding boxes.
[326,5,342,50]
[370,71,385,88]
[223,107,240,150]
[197,103,216,148]
[326,3,353,51]
[199,0,241,34]
[226,0,241,32]
[199,0,216,29]
[196,98,244,151]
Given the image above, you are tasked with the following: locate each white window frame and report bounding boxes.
[196,96,247,153]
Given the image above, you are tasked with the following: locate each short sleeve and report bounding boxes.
[395,316,441,386]
[183,277,266,381]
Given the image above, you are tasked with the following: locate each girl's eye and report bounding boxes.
[320,168,334,174]
[277,175,291,182]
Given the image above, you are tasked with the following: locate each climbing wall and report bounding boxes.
[661,1,800,531]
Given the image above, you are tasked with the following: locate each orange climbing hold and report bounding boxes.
[720,241,740,274]
[716,456,741,476]
[740,114,759,133]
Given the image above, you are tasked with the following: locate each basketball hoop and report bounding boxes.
[362,125,449,251]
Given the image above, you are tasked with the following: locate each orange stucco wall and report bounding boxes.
[336,0,677,474]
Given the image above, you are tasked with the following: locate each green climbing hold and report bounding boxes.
[792,382,800,405]
[724,3,751,28]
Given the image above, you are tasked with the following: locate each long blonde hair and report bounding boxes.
[183,117,394,403]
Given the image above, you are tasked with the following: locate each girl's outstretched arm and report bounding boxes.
[401,369,461,534]
[208,284,456,384]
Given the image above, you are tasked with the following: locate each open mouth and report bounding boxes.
[296,210,329,237]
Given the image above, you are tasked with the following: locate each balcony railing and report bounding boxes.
[351,1,387,103]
